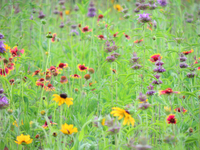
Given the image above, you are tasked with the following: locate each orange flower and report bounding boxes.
[77,64,88,72]
[123,33,130,40]
[159,88,180,95]
[134,39,143,43]
[166,114,176,124]
[182,49,194,55]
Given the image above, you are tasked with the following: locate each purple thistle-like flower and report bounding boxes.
[59,22,65,28]
[138,93,147,102]
[138,12,151,23]
[87,7,96,17]
[38,11,45,19]
[154,65,166,73]
[70,29,79,36]
[0,33,4,39]
[111,52,120,58]
[107,122,120,135]
[139,102,151,110]
[149,3,157,10]
[146,90,156,96]
[180,62,188,68]
[106,55,116,62]
[180,54,187,62]
[147,84,154,90]
[0,96,9,109]
[138,3,150,10]
[131,64,142,70]
[53,7,59,14]
[155,60,164,66]
[157,0,167,7]
[30,14,33,20]
[0,41,6,53]
[187,72,195,78]
[153,74,160,79]
[135,144,152,150]
[152,79,162,85]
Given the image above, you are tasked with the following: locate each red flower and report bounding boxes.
[174,107,187,113]
[5,62,15,71]
[159,88,180,95]
[44,83,55,91]
[48,66,60,76]
[32,69,41,76]
[77,64,88,72]
[98,14,104,19]
[166,114,177,124]
[59,11,63,19]
[51,33,57,43]
[194,57,200,70]
[123,33,130,40]
[60,76,68,84]
[70,74,81,79]
[134,39,143,43]
[182,49,194,55]
[81,26,92,33]
[57,63,68,70]
[0,68,10,76]
[42,121,57,129]
[10,46,24,58]
[113,32,119,38]
[149,53,162,62]
[9,79,15,85]
[97,35,106,40]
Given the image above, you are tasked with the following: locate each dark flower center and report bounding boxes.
[83,27,88,31]
[125,34,128,38]
[165,88,173,94]
[60,93,67,98]
[80,65,86,70]
[47,84,53,88]
[125,110,130,114]
[169,118,176,123]
[99,35,104,39]
[61,76,67,80]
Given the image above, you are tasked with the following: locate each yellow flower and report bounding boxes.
[60,123,78,135]
[114,4,122,12]
[164,106,171,113]
[111,107,135,126]
[15,134,33,145]
[65,10,70,15]
[13,120,24,127]
[4,44,10,51]
[101,118,105,126]
[53,94,73,107]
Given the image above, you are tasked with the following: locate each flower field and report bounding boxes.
[0,0,200,149]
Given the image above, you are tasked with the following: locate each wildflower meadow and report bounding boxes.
[0,0,200,149]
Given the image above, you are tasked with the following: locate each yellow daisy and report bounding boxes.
[52,93,73,107]
[60,123,78,135]
[111,107,135,126]
[114,4,122,12]
[15,134,33,145]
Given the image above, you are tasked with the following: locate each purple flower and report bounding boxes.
[53,7,59,14]
[131,52,140,63]
[38,11,45,19]
[111,52,120,58]
[59,22,64,28]
[180,62,188,68]
[106,55,116,62]
[187,72,195,78]
[0,89,4,94]
[131,64,142,70]
[157,0,167,7]
[87,7,96,17]
[153,65,166,73]
[146,85,155,96]
[153,74,160,79]
[107,122,120,135]
[0,96,9,109]
[70,29,79,36]
[180,54,187,62]
[29,15,33,20]
[0,33,4,39]
[139,102,150,110]
[152,79,162,85]
[138,12,151,23]
[155,60,164,66]
[0,41,6,53]
[138,93,147,102]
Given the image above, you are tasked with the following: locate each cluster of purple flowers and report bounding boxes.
[138,12,151,23]
[134,0,157,13]
[130,52,142,70]
[87,1,96,17]
[105,41,119,62]
[0,34,6,54]
[0,88,9,110]
[70,25,79,36]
